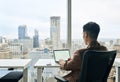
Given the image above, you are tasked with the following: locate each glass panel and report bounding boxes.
[72,0,120,55]
[0,0,67,59]
[0,0,67,82]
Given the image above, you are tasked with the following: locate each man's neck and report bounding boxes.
[87,39,97,45]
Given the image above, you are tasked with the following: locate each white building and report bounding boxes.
[8,43,23,55]
[17,39,33,54]
[50,16,61,49]
[0,43,11,59]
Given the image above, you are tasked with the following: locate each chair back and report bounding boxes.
[79,50,116,82]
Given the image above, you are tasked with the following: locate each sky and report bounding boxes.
[0,0,120,40]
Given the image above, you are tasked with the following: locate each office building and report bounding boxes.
[0,43,12,58]
[18,25,28,39]
[8,43,23,55]
[50,16,60,49]
[116,39,120,45]
[33,29,39,48]
[18,39,33,55]
[0,36,7,43]
[0,36,2,43]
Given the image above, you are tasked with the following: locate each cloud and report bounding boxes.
[0,0,120,40]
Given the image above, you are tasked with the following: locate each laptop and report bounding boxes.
[53,49,71,63]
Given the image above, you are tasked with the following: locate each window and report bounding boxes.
[0,0,67,59]
[72,0,120,54]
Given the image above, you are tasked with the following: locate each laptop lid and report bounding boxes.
[53,49,70,63]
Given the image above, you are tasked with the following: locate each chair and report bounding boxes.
[0,71,23,82]
[55,50,117,82]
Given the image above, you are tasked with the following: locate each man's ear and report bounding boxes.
[84,32,88,38]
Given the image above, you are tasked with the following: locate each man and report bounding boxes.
[59,22,107,82]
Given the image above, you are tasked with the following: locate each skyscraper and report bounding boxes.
[33,29,39,48]
[18,25,27,39]
[50,16,60,49]
[0,36,3,43]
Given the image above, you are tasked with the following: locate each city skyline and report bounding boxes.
[0,0,120,40]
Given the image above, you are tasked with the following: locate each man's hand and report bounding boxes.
[59,59,65,65]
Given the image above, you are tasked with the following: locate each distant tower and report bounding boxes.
[33,29,39,48]
[50,16,60,49]
[18,25,27,39]
[0,36,7,43]
[0,36,2,43]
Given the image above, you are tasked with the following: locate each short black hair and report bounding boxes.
[83,22,100,40]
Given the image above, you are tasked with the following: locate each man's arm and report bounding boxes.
[59,50,82,71]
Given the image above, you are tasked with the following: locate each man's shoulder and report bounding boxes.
[99,45,107,51]
[77,46,107,54]
[77,48,88,54]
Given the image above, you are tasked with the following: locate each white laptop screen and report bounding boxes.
[53,49,70,62]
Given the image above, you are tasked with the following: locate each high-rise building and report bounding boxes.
[18,25,28,39]
[33,29,39,48]
[0,36,2,43]
[50,16,60,49]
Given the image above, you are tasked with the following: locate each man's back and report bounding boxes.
[63,41,107,82]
